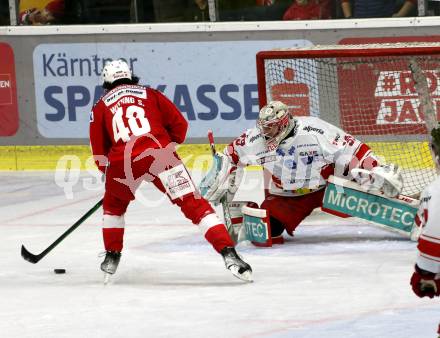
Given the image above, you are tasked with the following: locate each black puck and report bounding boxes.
[54,269,66,274]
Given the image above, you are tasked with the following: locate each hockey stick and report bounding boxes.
[207,130,234,237]
[21,198,103,264]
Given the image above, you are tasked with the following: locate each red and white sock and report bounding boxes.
[102,214,125,252]
[198,213,234,253]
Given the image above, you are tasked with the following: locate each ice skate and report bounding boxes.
[100,251,121,284]
[220,247,253,282]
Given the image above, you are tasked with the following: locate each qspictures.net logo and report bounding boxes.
[0,43,19,136]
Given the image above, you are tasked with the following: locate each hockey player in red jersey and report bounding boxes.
[410,125,440,337]
[202,100,404,244]
[89,59,252,282]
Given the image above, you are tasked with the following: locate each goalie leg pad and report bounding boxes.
[242,205,273,247]
[223,200,246,244]
[323,176,418,236]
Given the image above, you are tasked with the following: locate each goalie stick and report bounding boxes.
[206,130,235,240]
[21,198,103,264]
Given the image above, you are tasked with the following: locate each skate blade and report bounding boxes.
[229,266,253,283]
[103,272,112,285]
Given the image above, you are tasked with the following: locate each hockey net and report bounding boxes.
[256,43,440,197]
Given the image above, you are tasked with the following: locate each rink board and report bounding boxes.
[0,141,435,170]
[0,144,218,171]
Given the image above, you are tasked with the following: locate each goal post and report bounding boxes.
[256,43,440,196]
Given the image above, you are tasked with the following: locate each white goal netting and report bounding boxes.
[257,43,440,196]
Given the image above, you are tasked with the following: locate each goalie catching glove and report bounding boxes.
[199,152,240,204]
[351,164,403,198]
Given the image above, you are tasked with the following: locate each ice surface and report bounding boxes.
[0,172,438,338]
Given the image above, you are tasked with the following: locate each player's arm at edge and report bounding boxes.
[153,89,188,144]
[410,187,440,298]
[89,101,112,173]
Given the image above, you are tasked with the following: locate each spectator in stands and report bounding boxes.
[0,0,10,25]
[219,0,290,21]
[218,0,258,20]
[283,0,333,20]
[340,0,417,18]
[255,0,291,20]
[19,0,64,25]
[130,0,155,23]
[184,0,209,21]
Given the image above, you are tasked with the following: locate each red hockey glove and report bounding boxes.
[410,265,440,298]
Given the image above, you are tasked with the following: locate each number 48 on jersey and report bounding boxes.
[112,105,151,142]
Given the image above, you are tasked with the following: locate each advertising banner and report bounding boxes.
[338,36,440,136]
[264,60,320,117]
[0,43,19,137]
[33,40,312,139]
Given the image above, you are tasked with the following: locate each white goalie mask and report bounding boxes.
[257,101,295,148]
[101,59,132,85]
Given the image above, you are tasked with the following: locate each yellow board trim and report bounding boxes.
[0,145,220,171]
[0,142,435,170]
[367,141,435,169]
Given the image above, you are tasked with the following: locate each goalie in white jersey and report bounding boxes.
[202,101,403,243]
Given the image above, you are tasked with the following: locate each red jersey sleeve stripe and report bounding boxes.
[418,237,440,258]
[226,144,240,165]
[354,143,371,160]
[420,233,440,242]
[355,144,378,169]
[419,252,440,263]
